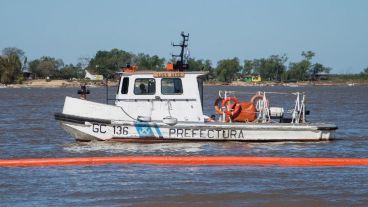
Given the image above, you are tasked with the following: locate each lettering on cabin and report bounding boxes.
[168,128,245,139]
[153,72,185,78]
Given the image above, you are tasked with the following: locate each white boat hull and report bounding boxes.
[56,113,336,142]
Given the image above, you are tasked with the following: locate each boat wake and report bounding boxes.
[63,141,205,154]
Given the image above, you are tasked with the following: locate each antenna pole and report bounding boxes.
[171,31,190,71]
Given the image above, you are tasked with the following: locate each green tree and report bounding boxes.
[309,63,331,80]
[215,58,241,82]
[252,55,287,81]
[88,48,134,77]
[0,54,22,84]
[0,48,24,84]
[203,59,215,80]
[287,51,333,81]
[135,53,165,70]
[287,60,310,81]
[361,67,368,77]
[2,47,26,64]
[55,64,85,79]
[186,58,214,80]
[29,56,64,79]
[287,51,314,81]
[301,51,315,61]
[186,58,213,71]
[243,60,253,75]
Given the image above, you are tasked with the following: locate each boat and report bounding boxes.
[55,32,337,142]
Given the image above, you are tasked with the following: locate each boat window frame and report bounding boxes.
[133,78,156,95]
[121,77,129,94]
[116,77,121,95]
[161,78,183,95]
[197,76,204,109]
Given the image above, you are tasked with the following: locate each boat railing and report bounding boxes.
[219,90,306,124]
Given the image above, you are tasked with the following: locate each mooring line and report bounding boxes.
[1,156,368,167]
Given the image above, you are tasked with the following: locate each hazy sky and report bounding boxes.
[1,0,367,73]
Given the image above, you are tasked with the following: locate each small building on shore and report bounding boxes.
[314,72,329,80]
[85,70,103,81]
[244,75,262,83]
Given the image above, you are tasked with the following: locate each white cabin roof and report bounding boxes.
[116,71,209,76]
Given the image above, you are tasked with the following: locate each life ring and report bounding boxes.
[214,97,224,115]
[221,96,241,117]
[250,94,269,110]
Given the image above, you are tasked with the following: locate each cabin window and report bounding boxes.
[161,78,183,95]
[121,77,129,94]
[134,78,156,95]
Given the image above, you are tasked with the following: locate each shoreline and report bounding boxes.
[1,79,367,89]
[1,79,117,89]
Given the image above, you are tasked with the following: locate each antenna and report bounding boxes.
[21,57,28,72]
[171,31,190,71]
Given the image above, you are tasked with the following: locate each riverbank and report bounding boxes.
[1,79,367,88]
[1,79,118,88]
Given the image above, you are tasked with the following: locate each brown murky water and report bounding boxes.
[1,85,368,206]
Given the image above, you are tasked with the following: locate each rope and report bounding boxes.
[167,100,173,117]
[119,106,137,121]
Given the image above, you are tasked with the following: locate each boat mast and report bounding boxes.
[172,32,189,71]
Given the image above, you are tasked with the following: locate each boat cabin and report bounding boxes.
[115,71,208,123]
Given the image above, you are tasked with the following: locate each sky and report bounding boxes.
[1,0,368,73]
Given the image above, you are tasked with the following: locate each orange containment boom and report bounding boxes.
[1,156,368,167]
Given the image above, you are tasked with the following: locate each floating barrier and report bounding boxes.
[1,156,368,167]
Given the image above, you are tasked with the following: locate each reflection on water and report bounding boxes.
[1,85,368,206]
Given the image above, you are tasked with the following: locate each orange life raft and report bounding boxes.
[213,96,257,122]
[231,101,257,122]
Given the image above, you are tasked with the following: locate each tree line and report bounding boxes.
[1,47,367,84]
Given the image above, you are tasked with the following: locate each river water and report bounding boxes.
[0,85,368,206]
